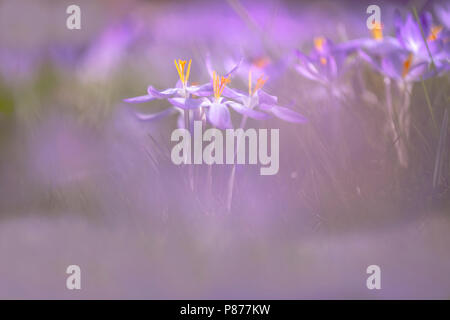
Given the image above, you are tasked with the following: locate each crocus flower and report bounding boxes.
[393,11,445,62]
[295,37,353,86]
[124,59,212,124]
[359,11,449,82]
[223,71,307,124]
[198,71,270,129]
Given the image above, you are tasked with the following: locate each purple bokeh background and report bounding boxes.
[0,0,449,299]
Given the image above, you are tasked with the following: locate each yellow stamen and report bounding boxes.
[174,59,192,87]
[320,57,327,65]
[428,25,443,42]
[402,53,414,78]
[314,37,325,52]
[371,23,383,40]
[212,71,230,100]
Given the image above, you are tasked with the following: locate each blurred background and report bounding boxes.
[0,0,449,299]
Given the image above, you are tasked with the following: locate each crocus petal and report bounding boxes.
[406,62,428,81]
[207,103,233,129]
[226,101,271,120]
[395,11,432,55]
[262,104,307,123]
[135,108,175,121]
[435,3,450,29]
[222,86,246,100]
[187,83,213,97]
[380,51,409,79]
[335,38,372,54]
[258,90,278,105]
[147,85,179,99]
[295,50,324,83]
[123,95,155,104]
[168,97,205,110]
[359,37,403,56]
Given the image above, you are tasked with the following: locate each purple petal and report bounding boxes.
[226,101,271,120]
[147,85,179,99]
[295,50,323,83]
[188,83,213,97]
[380,51,407,79]
[123,95,155,104]
[207,103,232,129]
[407,62,428,80]
[168,97,204,110]
[263,105,307,123]
[222,86,246,100]
[258,90,278,105]
[135,108,175,121]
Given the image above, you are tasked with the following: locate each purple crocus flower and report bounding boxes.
[197,70,271,129]
[359,10,449,82]
[223,71,307,124]
[124,59,212,123]
[295,37,353,86]
[394,10,448,63]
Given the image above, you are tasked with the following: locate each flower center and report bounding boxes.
[402,53,413,78]
[213,71,230,101]
[248,71,267,96]
[427,25,443,42]
[371,23,383,40]
[174,59,192,87]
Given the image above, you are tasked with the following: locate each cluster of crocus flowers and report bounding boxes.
[356,10,449,82]
[294,8,449,85]
[124,57,307,129]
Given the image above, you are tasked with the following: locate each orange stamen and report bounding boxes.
[253,75,267,93]
[248,71,267,96]
[371,23,383,40]
[428,25,443,42]
[402,53,414,78]
[314,37,325,52]
[212,71,230,100]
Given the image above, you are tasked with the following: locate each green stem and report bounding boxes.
[419,75,438,131]
[412,6,436,72]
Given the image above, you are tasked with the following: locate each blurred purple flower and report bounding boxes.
[79,19,141,81]
[223,71,306,124]
[295,37,354,86]
[358,10,449,82]
[394,10,447,63]
[435,2,450,29]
